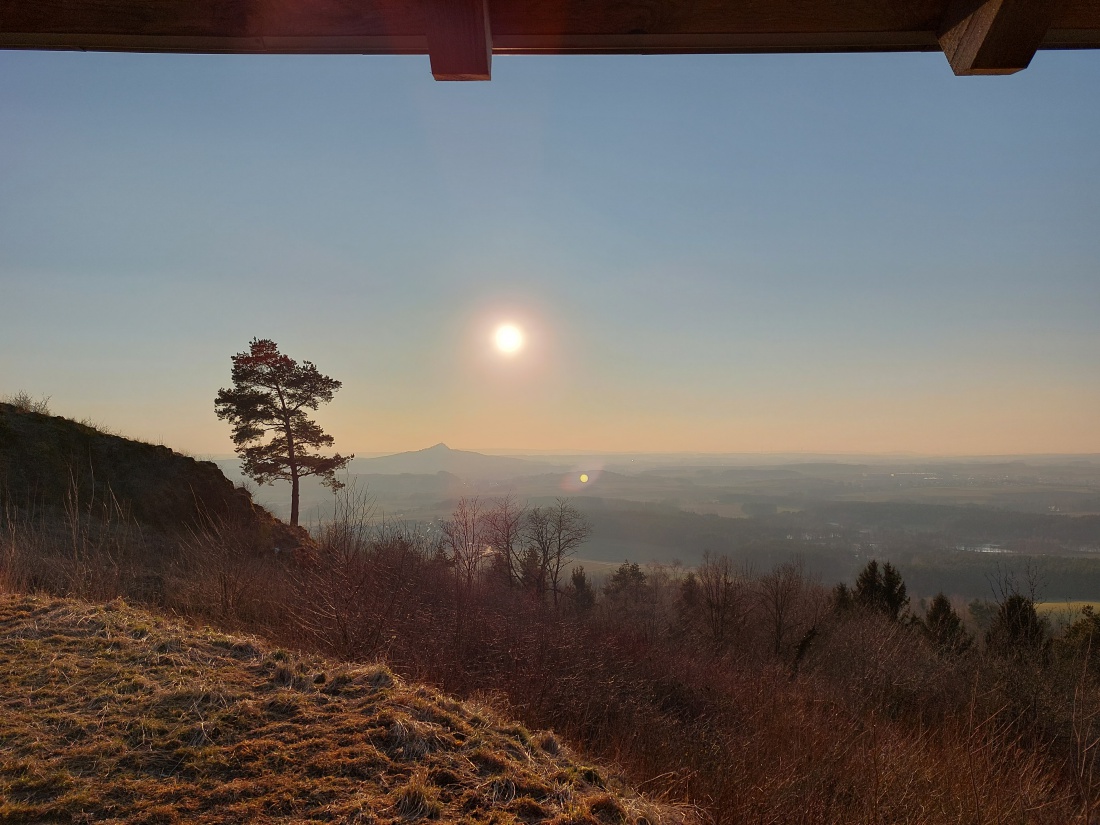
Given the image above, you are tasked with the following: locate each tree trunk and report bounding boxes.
[285,414,299,526]
[290,472,300,527]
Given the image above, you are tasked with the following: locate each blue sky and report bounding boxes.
[1,49,1097,454]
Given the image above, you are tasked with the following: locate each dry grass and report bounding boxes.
[6,404,1099,824]
[0,593,689,825]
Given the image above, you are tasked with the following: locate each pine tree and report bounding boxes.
[215,338,351,526]
[568,566,596,611]
[854,559,883,610]
[880,562,909,620]
[853,559,909,620]
[604,560,647,599]
[1057,606,1100,673]
[922,593,972,654]
[986,594,1049,661]
[832,582,854,612]
[518,546,547,596]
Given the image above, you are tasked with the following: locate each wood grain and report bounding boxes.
[424,0,491,80]
[0,0,1096,64]
[939,0,1064,75]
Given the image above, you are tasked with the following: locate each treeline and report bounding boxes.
[5,491,1100,823]
[887,549,1100,602]
[794,500,1100,544]
[581,499,1100,600]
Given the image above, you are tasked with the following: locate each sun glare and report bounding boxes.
[494,324,524,355]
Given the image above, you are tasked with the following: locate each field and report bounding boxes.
[1036,601,1100,628]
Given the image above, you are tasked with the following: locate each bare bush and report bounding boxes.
[4,391,51,415]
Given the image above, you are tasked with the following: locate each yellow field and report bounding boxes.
[1036,601,1100,621]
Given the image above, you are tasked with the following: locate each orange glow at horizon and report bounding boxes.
[315,379,1100,458]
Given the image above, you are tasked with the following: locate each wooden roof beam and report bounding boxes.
[424,0,491,80]
[939,0,1063,75]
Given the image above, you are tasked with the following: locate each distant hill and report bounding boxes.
[0,402,302,548]
[348,443,567,480]
[0,593,679,825]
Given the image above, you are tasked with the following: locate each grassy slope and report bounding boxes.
[0,403,302,548]
[0,594,679,825]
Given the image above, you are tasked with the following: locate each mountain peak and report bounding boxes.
[349,443,567,480]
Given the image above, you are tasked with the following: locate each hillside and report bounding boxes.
[0,403,303,549]
[0,593,680,825]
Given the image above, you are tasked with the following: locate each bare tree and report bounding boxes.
[524,498,591,606]
[547,498,591,605]
[523,505,553,597]
[442,496,485,593]
[696,552,747,652]
[482,493,527,585]
[758,559,805,658]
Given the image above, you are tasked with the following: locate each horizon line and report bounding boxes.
[202,446,1100,461]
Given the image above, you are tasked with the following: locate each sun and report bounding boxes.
[494,323,524,355]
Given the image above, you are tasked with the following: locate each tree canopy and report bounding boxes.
[215,338,351,526]
[853,559,910,621]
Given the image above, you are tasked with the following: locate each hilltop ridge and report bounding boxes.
[0,593,681,825]
[0,402,304,550]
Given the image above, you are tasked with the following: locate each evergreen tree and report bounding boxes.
[880,562,909,620]
[604,560,647,600]
[1057,606,1100,673]
[215,338,351,526]
[985,594,1049,661]
[518,546,547,596]
[568,566,596,611]
[922,593,972,655]
[853,559,909,620]
[679,571,703,623]
[832,582,854,613]
[854,559,883,609]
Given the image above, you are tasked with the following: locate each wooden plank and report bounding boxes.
[4,28,1099,56]
[488,0,943,37]
[0,33,426,53]
[939,0,1063,74]
[423,0,491,80]
[492,31,941,55]
[0,0,1097,62]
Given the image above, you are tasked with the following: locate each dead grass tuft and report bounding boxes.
[392,774,442,820]
[588,794,627,824]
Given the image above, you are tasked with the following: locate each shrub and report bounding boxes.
[4,391,51,415]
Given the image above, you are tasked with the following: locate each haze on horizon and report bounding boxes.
[1,51,1097,458]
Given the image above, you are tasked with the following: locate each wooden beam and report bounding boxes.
[423,0,491,80]
[939,0,1062,75]
[2,0,1098,64]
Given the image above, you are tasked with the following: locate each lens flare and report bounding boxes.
[562,464,603,492]
[494,324,523,355]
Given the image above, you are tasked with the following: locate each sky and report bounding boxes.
[1,48,1098,457]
